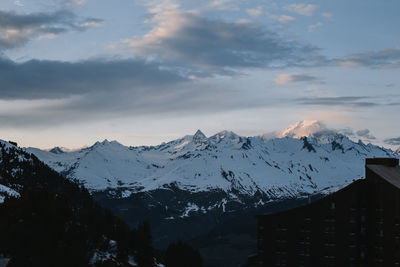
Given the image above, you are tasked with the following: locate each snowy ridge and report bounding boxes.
[0,184,20,203]
[0,140,29,202]
[0,139,18,151]
[25,121,398,200]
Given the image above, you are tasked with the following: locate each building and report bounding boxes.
[252,158,400,267]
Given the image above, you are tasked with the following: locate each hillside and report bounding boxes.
[0,140,158,267]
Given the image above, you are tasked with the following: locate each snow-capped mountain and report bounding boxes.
[19,122,400,266]
[278,120,327,138]
[26,121,396,200]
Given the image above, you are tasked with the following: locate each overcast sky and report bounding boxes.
[0,0,399,149]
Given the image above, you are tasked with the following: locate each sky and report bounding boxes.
[0,0,399,149]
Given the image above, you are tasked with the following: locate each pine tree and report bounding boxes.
[165,241,203,267]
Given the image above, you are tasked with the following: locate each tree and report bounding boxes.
[131,221,154,267]
[165,241,202,267]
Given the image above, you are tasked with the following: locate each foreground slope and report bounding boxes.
[0,140,159,267]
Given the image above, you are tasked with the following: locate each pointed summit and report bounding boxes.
[49,147,65,154]
[101,139,110,144]
[193,129,207,141]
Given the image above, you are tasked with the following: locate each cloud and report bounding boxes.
[203,0,239,11]
[308,22,323,32]
[296,96,377,107]
[338,48,400,68]
[278,15,295,24]
[246,7,263,17]
[0,9,106,50]
[0,56,273,128]
[79,19,107,29]
[385,137,400,146]
[356,129,370,137]
[322,12,333,19]
[356,129,376,140]
[63,0,87,8]
[285,3,317,16]
[274,73,318,84]
[122,9,320,76]
[14,0,24,7]
[338,128,355,136]
[0,57,186,100]
[147,0,180,14]
[265,12,296,24]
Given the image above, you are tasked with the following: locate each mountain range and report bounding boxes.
[26,120,395,200]
[21,120,399,266]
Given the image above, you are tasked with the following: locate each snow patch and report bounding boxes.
[174,141,190,150]
[128,256,138,266]
[0,184,20,203]
[180,202,200,218]
[121,190,133,198]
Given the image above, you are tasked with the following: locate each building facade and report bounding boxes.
[253,158,400,267]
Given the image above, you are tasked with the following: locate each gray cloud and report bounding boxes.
[338,128,355,136]
[127,9,400,75]
[290,74,319,82]
[285,3,317,16]
[296,96,376,107]
[62,0,87,8]
[0,56,273,128]
[0,57,186,100]
[0,9,106,49]
[356,129,369,136]
[0,79,261,128]
[385,137,400,146]
[356,129,376,140]
[338,48,400,68]
[127,11,322,75]
[275,73,319,84]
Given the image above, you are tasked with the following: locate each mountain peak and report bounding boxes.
[93,139,122,148]
[193,129,207,141]
[49,147,65,154]
[215,130,239,139]
[279,120,327,138]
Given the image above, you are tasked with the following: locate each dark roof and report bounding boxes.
[366,158,399,167]
[367,163,400,189]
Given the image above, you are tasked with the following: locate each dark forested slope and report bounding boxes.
[0,141,157,267]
